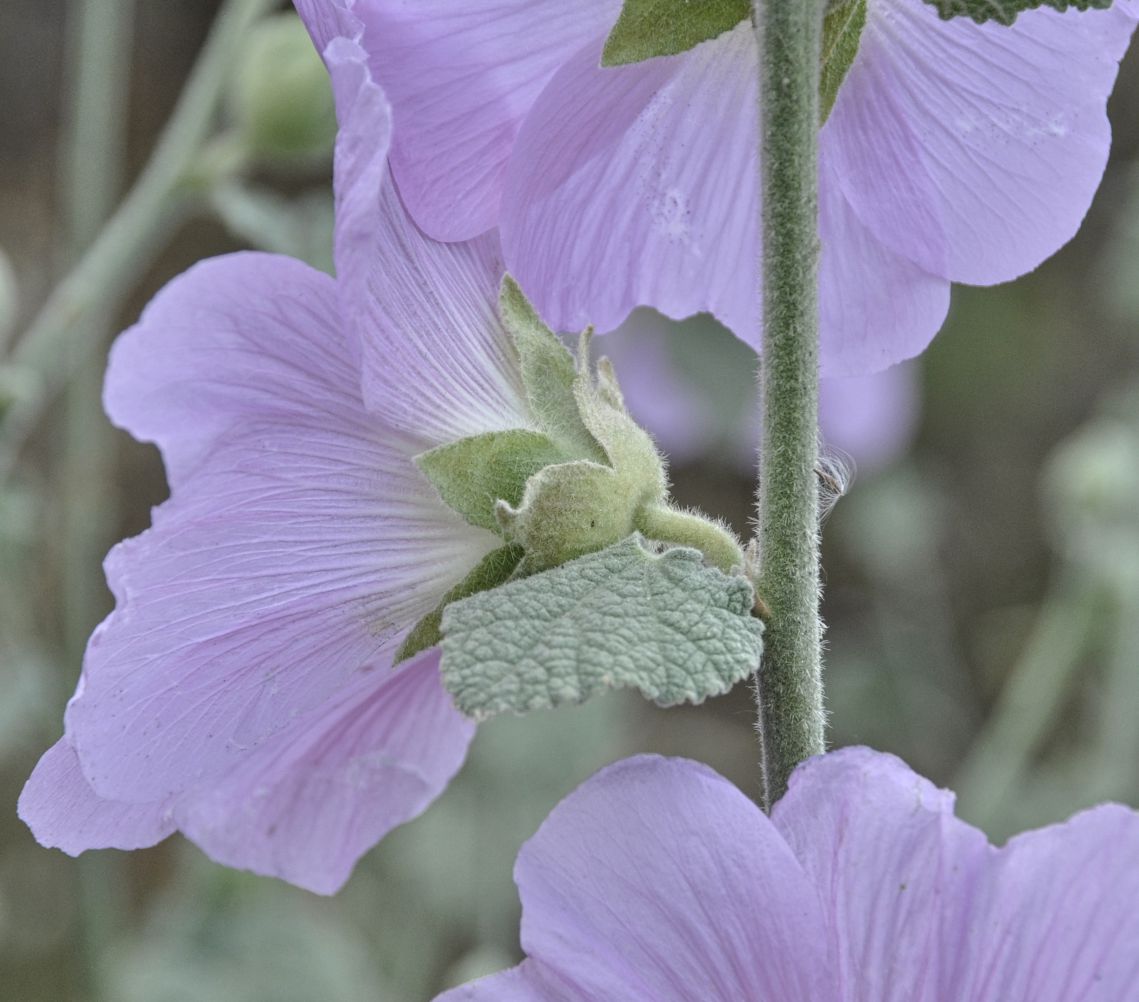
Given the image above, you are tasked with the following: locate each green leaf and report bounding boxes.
[820,0,867,124]
[415,430,568,533]
[599,0,868,123]
[499,276,607,462]
[439,535,763,719]
[921,0,1111,25]
[601,0,750,66]
[396,544,525,663]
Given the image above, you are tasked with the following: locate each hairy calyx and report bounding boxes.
[397,276,745,663]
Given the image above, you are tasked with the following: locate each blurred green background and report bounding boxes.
[2,2,1139,999]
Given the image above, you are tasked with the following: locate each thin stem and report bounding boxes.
[59,0,134,661]
[752,0,826,807]
[1095,578,1139,800]
[635,502,745,574]
[0,0,273,482]
[58,6,134,1001]
[953,571,1103,827]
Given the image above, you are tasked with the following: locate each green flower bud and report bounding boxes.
[230,14,336,163]
[1045,383,1139,579]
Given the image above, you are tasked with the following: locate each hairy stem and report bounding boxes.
[752,0,826,807]
[635,502,745,574]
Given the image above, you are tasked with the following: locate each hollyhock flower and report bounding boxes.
[19,23,538,894]
[439,747,1139,1000]
[351,0,1138,375]
[606,310,920,472]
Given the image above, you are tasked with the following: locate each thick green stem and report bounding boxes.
[0,0,273,482]
[752,0,826,807]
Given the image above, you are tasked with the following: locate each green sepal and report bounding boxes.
[922,0,1111,24]
[820,0,867,124]
[499,277,606,463]
[601,0,751,66]
[415,429,568,533]
[440,535,764,719]
[573,332,667,495]
[395,544,525,664]
[494,332,669,570]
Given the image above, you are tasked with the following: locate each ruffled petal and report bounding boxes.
[18,740,175,854]
[824,0,1139,285]
[947,804,1139,1002]
[486,755,834,1000]
[73,254,493,804]
[176,649,474,895]
[773,747,991,1002]
[354,0,621,241]
[293,0,361,54]
[324,36,533,446]
[818,149,950,376]
[501,28,761,346]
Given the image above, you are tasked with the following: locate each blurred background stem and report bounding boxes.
[0,0,273,483]
[953,571,1104,827]
[1095,576,1139,799]
[35,1,272,996]
[58,3,134,997]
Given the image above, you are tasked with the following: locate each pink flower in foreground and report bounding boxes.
[346,0,1137,375]
[19,21,537,894]
[440,748,1139,1000]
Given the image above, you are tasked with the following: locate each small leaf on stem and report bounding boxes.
[601,0,750,66]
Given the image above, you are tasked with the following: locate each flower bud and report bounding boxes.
[229,14,336,163]
[1045,387,1139,580]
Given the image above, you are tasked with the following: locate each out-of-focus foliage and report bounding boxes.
[228,11,337,163]
[1,3,1137,1000]
[0,247,18,345]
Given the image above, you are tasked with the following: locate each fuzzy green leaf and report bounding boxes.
[396,544,525,663]
[416,430,568,533]
[499,277,606,462]
[921,0,1111,25]
[440,535,763,719]
[601,0,751,66]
